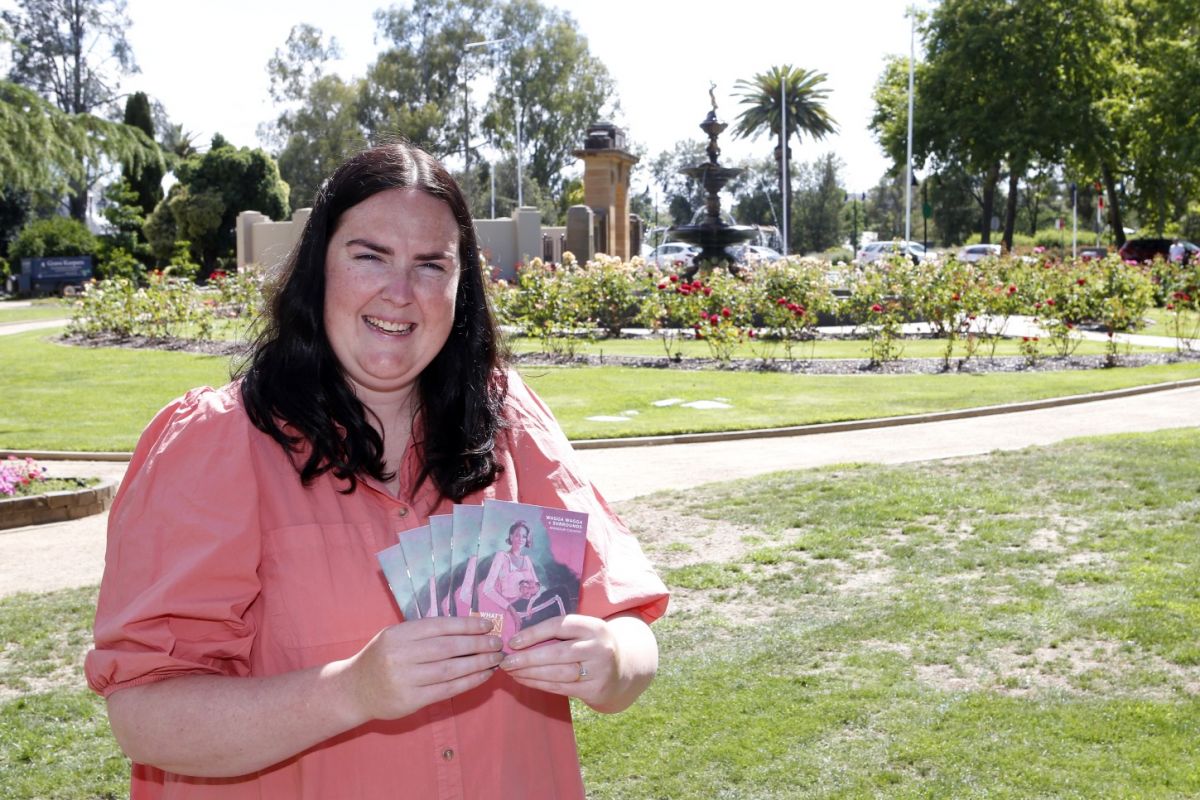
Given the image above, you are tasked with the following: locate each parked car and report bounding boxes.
[646,242,700,267]
[857,240,926,265]
[957,243,1001,263]
[1117,238,1197,265]
[731,245,785,264]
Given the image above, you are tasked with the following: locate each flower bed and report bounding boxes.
[66,253,1196,366]
[0,458,113,530]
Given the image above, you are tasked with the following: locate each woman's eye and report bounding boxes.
[419,261,447,273]
[351,252,381,263]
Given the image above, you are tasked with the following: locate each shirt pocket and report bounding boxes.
[259,523,399,653]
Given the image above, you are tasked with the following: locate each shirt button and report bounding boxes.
[397,507,409,518]
[442,748,454,761]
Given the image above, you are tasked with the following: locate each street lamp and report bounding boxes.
[463,37,510,209]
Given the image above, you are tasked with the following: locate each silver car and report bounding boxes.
[856,240,926,265]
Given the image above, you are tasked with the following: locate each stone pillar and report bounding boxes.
[573,122,639,260]
[236,210,268,271]
[515,206,542,267]
[565,205,594,262]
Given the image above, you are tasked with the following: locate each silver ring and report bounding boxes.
[577,663,589,681]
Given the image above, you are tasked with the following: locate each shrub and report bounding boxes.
[9,216,98,261]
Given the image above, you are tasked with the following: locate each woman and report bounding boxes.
[85,142,668,799]
[479,521,572,641]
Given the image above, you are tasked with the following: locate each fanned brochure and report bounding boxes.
[377,499,588,651]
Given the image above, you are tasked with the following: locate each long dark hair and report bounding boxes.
[239,142,507,500]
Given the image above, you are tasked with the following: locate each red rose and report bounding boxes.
[657,282,667,290]
[721,307,731,318]
[871,303,883,313]
[951,293,960,301]
[670,275,679,283]
[702,286,712,296]
[1047,298,1056,306]
[1076,278,1086,286]
[777,297,788,305]
[709,317,719,327]
[1008,285,1017,295]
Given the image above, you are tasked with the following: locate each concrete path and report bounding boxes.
[3,385,1199,599]
[0,318,69,335]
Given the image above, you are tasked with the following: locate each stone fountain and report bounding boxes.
[668,84,759,277]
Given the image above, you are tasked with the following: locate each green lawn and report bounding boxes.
[1140,306,1200,341]
[2,330,1199,450]
[0,300,72,324]
[576,428,1200,797]
[5,429,1198,797]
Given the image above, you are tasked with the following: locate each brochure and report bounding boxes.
[429,513,454,617]
[474,499,588,651]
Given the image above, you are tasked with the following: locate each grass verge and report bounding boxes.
[5,429,1198,797]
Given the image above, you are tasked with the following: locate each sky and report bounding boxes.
[119,0,932,198]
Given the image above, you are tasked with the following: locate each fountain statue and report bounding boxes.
[667,84,759,278]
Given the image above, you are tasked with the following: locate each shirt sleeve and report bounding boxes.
[502,373,669,624]
[85,385,264,698]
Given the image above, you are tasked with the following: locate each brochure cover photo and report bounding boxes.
[473,499,588,651]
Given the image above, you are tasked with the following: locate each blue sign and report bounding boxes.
[21,256,93,281]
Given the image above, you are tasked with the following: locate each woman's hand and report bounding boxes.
[339,615,504,723]
[497,612,659,713]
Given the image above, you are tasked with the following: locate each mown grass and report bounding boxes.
[575,428,1200,798]
[5,429,1198,797]
[530,362,1200,440]
[2,330,1199,451]
[0,300,72,325]
[1141,306,1200,342]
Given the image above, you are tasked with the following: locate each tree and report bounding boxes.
[2,0,139,219]
[364,0,496,162]
[9,215,97,260]
[150,137,289,274]
[483,0,617,203]
[729,156,783,229]
[733,65,837,255]
[0,80,161,220]
[261,24,364,209]
[1111,0,1200,236]
[794,153,844,254]
[870,1,1127,249]
[121,92,164,217]
[645,140,708,226]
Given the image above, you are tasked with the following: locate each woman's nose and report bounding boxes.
[379,266,414,303]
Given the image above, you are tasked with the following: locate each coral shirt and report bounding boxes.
[85,374,669,800]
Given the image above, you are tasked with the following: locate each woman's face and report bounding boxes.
[510,526,529,549]
[323,188,460,404]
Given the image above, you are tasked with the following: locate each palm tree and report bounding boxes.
[733,65,837,254]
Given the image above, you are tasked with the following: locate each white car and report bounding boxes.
[856,240,926,265]
[646,242,700,267]
[957,243,1001,263]
[731,245,785,264]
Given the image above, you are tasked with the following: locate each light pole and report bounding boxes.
[904,5,917,246]
[463,37,510,208]
[780,75,788,256]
